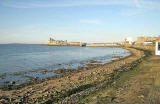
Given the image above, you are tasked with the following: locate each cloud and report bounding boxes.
[1,0,160,10]
[120,0,160,16]
[121,8,146,16]
[134,0,141,8]
[80,19,101,25]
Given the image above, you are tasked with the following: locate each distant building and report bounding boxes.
[121,37,133,45]
[47,38,86,46]
[48,37,67,45]
[136,36,160,45]
[143,42,153,45]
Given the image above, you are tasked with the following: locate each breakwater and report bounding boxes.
[0,47,146,104]
[86,43,119,47]
[44,43,87,47]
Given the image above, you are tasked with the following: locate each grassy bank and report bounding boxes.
[78,46,160,104]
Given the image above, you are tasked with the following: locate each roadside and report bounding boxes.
[78,46,160,104]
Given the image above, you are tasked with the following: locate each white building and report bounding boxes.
[155,42,160,55]
[49,38,67,45]
[123,37,133,44]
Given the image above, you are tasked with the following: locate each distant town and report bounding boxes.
[46,37,86,47]
[45,36,160,47]
[122,36,160,45]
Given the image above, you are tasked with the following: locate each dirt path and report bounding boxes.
[79,47,160,104]
[114,55,160,104]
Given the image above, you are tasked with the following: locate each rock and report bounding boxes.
[14,99,21,103]
[5,81,10,84]
[0,99,8,103]
[34,77,39,79]
[117,69,124,72]
[138,95,144,99]
[111,97,117,102]
[112,56,122,58]
[10,81,16,85]
[90,60,97,63]
[41,71,47,74]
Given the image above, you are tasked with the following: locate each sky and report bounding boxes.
[0,0,160,44]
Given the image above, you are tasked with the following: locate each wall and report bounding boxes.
[155,42,160,55]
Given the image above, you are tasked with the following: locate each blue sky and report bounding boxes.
[0,0,160,43]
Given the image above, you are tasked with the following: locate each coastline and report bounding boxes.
[0,46,129,90]
[0,46,145,103]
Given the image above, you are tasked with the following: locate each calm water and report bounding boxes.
[0,44,130,86]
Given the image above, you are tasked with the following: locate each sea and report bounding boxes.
[0,44,130,86]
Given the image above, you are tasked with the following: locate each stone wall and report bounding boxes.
[86,43,119,47]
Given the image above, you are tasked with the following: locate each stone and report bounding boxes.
[10,81,16,85]
[41,71,47,74]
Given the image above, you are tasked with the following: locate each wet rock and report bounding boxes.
[41,71,47,74]
[0,77,4,80]
[0,99,8,103]
[10,81,16,85]
[34,77,39,79]
[112,56,122,58]
[117,69,124,72]
[90,60,97,63]
[54,69,75,76]
[4,81,10,84]
[55,69,67,74]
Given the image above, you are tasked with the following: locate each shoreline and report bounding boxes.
[0,47,129,90]
[0,46,145,103]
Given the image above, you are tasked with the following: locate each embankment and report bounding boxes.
[78,46,154,104]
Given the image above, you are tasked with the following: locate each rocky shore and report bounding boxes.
[0,47,146,104]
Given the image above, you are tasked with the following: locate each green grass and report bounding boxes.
[77,66,141,104]
[78,47,153,104]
